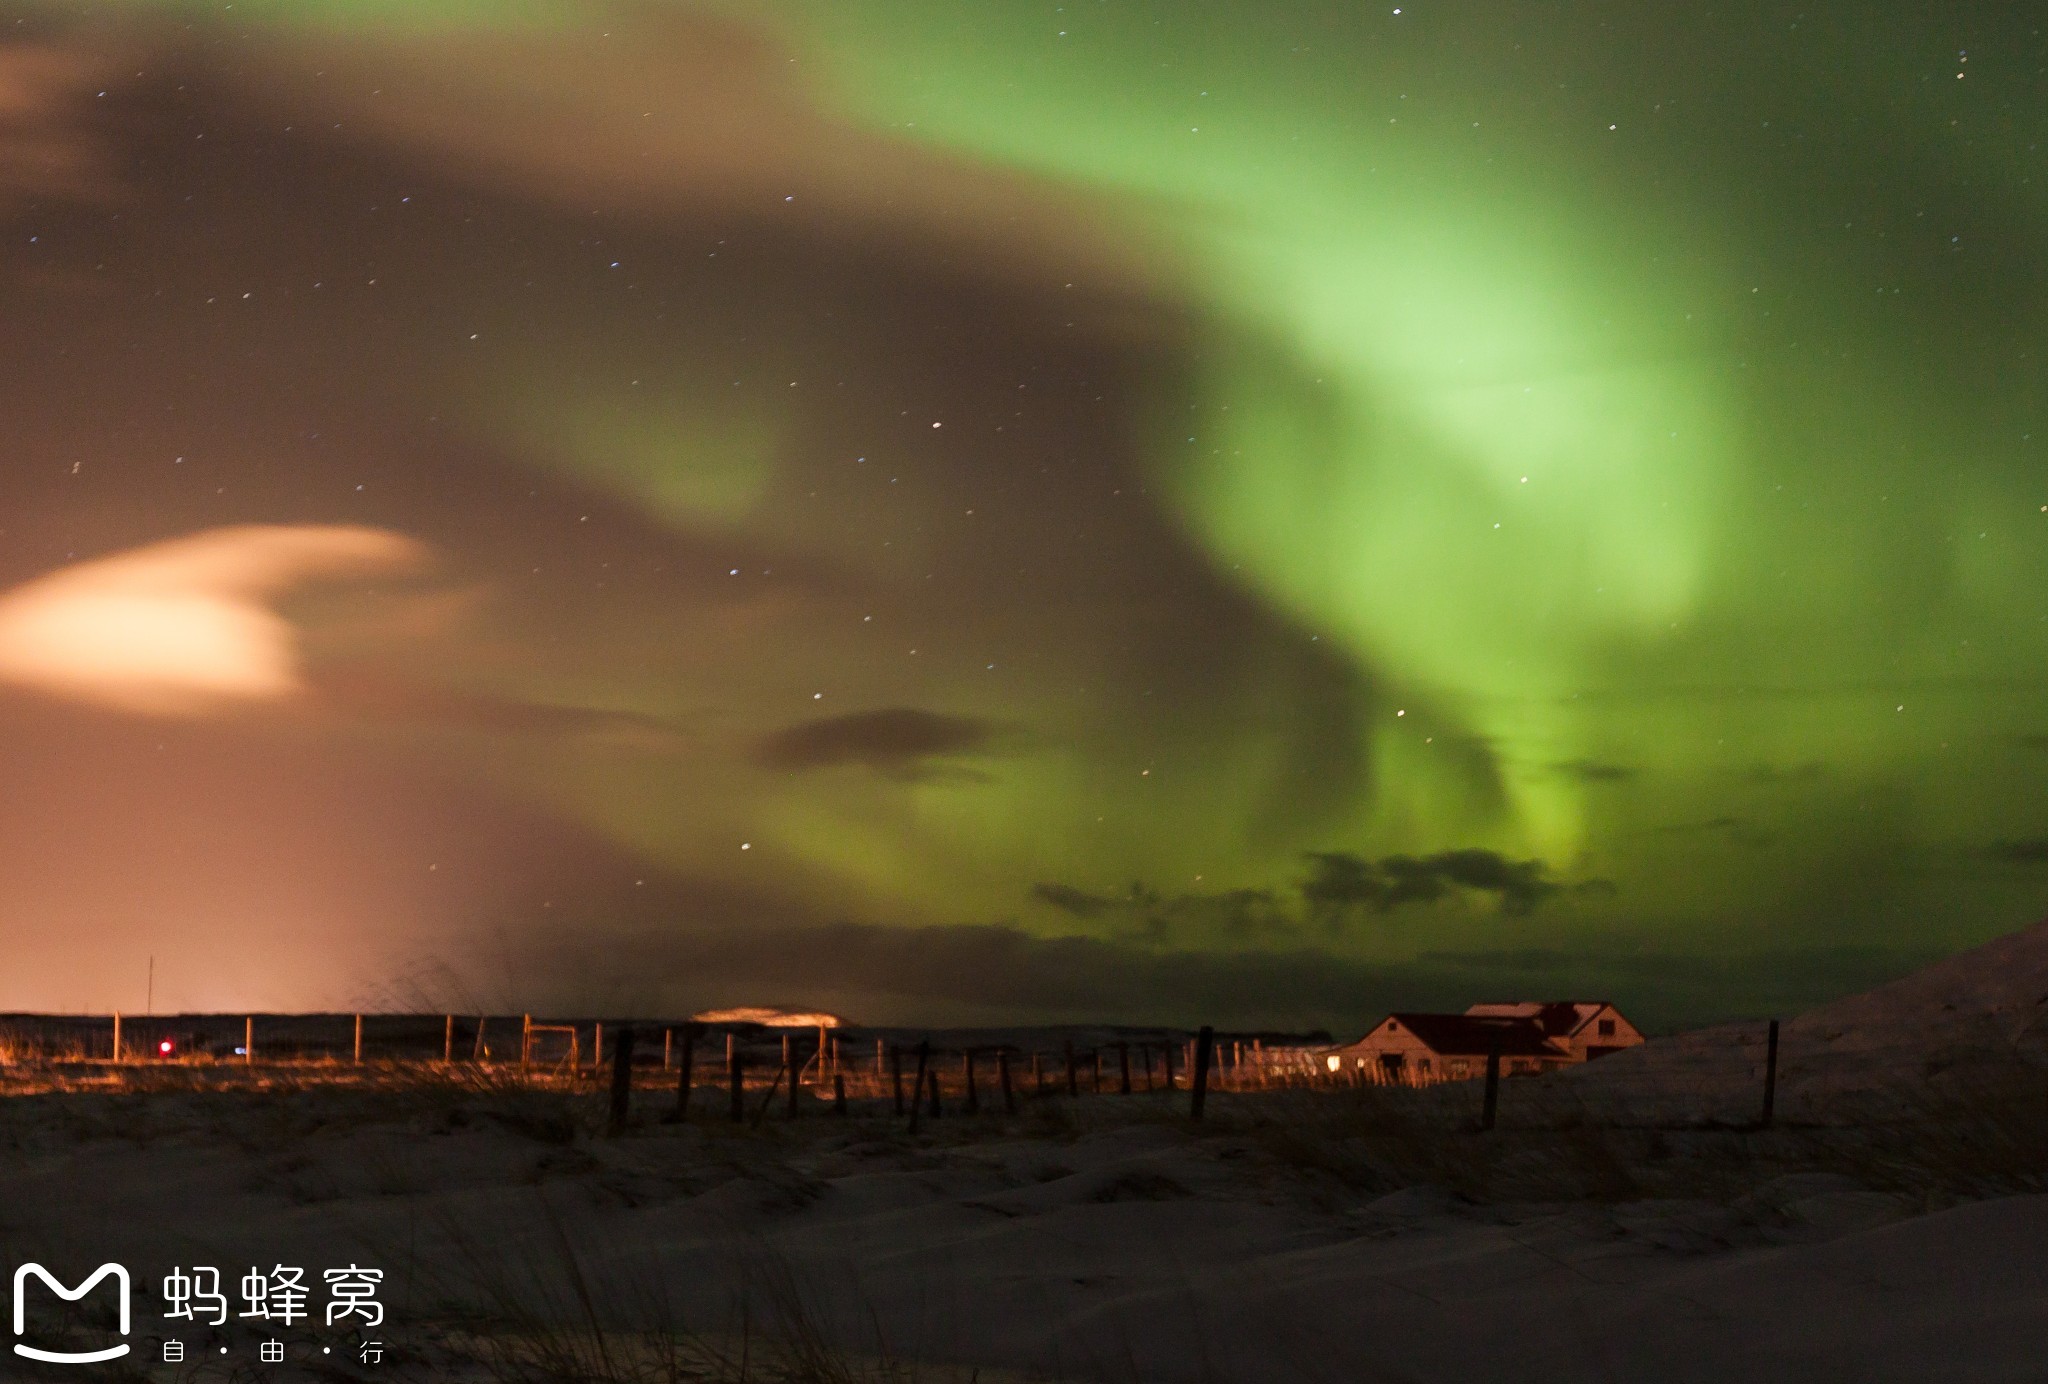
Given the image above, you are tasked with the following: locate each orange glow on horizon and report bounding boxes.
[692,1007,846,1028]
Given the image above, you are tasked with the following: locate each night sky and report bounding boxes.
[1,1,2042,1030]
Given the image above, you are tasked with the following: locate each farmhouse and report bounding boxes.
[1325,1012,1571,1084]
[1462,1000,1643,1061]
[1325,1001,1645,1085]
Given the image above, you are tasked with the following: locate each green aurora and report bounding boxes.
[0,1,2043,1026]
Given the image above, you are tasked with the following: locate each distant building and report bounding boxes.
[1324,1001,1643,1084]
[1326,1012,1569,1084]
[1461,1000,1643,1062]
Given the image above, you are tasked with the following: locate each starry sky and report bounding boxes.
[0,1,2042,1030]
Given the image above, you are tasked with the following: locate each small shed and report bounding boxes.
[1462,1001,1644,1062]
[1324,1012,1572,1085]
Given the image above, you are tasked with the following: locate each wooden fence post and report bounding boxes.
[244,1016,253,1066]
[908,1040,931,1133]
[669,1024,700,1122]
[522,1014,532,1069]
[752,1063,786,1128]
[1761,1018,1780,1128]
[1118,1041,1132,1095]
[1481,1035,1502,1131]
[728,1040,746,1123]
[1191,1026,1215,1120]
[353,1013,363,1066]
[112,1012,122,1065]
[607,1026,637,1136]
[594,1022,605,1074]
[833,1074,847,1116]
[998,1049,1016,1114]
[444,1015,454,1064]
[663,1028,672,1071]
[473,1015,488,1063]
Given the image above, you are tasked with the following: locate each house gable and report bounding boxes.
[1464,1000,1645,1059]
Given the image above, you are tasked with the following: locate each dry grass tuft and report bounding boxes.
[1192,1057,2048,1209]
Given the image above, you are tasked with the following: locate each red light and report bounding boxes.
[157,1038,174,1056]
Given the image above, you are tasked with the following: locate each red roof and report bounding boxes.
[1353,1012,1569,1059]
[1466,1000,1620,1038]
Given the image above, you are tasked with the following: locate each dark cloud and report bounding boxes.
[1031,882,1117,918]
[1031,880,1293,947]
[1298,851,1383,914]
[753,708,1000,779]
[1987,839,2048,864]
[1037,849,1586,950]
[1396,849,1562,912]
[1302,848,1567,917]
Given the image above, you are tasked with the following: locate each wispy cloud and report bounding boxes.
[0,525,426,715]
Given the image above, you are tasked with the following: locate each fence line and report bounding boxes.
[0,1013,1792,1132]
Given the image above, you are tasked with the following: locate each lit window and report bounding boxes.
[1326,1055,1340,1072]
